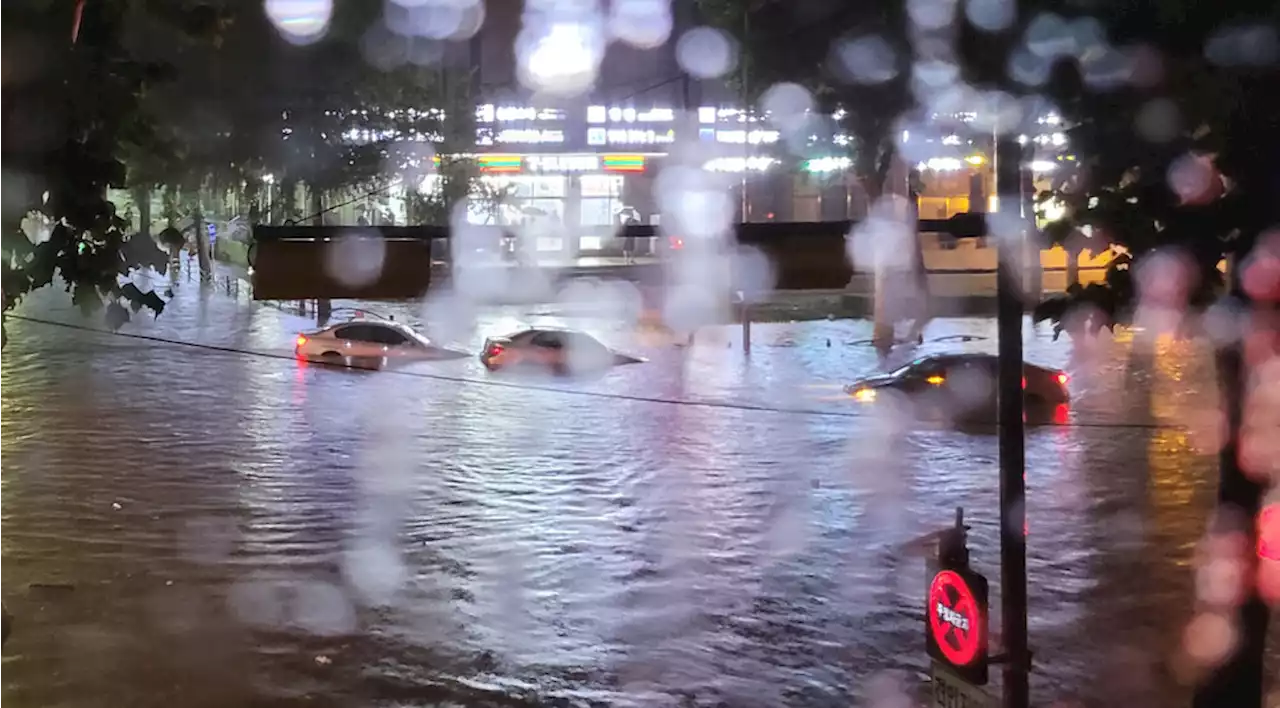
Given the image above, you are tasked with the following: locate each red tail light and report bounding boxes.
[1056,372,1069,385]
[487,344,504,358]
[1021,376,1027,389]
[296,334,308,347]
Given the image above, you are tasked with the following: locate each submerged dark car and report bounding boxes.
[844,353,1070,424]
[481,328,645,374]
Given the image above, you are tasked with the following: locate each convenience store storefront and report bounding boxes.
[456,152,656,255]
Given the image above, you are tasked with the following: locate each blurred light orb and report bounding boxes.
[265,0,333,45]
[906,0,957,32]
[1007,47,1051,86]
[608,0,672,49]
[1206,24,1279,68]
[1167,154,1223,206]
[654,166,733,241]
[385,0,484,41]
[518,22,602,97]
[325,234,387,289]
[676,26,737,79]
[1182,611,1238,667]
[1024,12,1073,59]
[1081,45,1133,90]
[965,0,1015,33]
[759,82,813,135]
[836,35,899,85]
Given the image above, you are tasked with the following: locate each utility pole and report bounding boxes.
[995,134,1030,708]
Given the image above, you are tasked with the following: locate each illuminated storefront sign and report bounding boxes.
[469,154,644,174]
[340,128,443,144]
[602,154,646,172]
[804,156,851,173]
[698,106,752,123]
[587,106,676,124]
[476,155,523,173]
[705,156,776,172]
[706,129,780,145]
[475,104,566,123]
[587,127,675,146]
[526,155,601,172]
[479,128,565,145]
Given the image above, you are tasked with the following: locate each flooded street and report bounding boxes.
[2,282,1277,707]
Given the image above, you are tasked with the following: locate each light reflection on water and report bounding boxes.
[1,286,1276,707]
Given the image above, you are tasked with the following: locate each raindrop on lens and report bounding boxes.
[609,0,672,49]
[264,0,333,44]
[326,234,387,288]
[965,0,1015,32]
[518,23,602,97]
[1205,24,1279,67]
[836,35,899,85]
[676,27,737,79]
[760,82,813,135]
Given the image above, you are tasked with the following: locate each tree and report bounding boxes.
[1,0,225,337]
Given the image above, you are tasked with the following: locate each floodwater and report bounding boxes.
[2,278,1276,707]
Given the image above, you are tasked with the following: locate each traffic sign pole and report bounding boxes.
[995,136,1030,708]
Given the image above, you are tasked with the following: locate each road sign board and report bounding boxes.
[927,564,990,684]
[931,662,992,708]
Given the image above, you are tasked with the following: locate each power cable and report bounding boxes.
[4,313,1183,433]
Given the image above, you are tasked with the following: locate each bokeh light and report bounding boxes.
[264,0,333,45]
[675,26,738,79]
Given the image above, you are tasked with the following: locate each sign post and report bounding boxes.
[994,135,1031,708]
[927,508,993,708]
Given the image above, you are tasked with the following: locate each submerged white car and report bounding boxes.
[295,313,467,364]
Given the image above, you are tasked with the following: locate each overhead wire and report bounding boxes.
[4,312,1183,432]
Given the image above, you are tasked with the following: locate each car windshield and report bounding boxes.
[890,357,933,378]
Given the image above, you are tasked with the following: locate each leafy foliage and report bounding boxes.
[1020,2,1280,333]
[2,0,187,336]
[2,0,488,342]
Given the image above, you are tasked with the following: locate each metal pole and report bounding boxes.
[740,11,749,221]
[995,135,1029,708]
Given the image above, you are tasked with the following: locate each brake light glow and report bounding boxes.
[296,335,308,347]
[1057,372,1069,385]
[1021,376,1027,389]
[926,375,945,385]
[487,344,504,358]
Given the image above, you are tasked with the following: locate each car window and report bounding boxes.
[568,332,606,352]
[901,357,944,378]
[370,324,410,345]
[944,359,987,377]
[530,331,565,349]
[332,324,379,342]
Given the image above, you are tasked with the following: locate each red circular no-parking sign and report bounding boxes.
[928,569,984,667]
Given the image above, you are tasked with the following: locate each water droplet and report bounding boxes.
[676,26,737,79]
[264,0,333,45]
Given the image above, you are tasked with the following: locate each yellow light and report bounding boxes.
[1040,198,1066,223]
[926,375,946,385]
[853,388,877,402]
[965,155,986,166]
